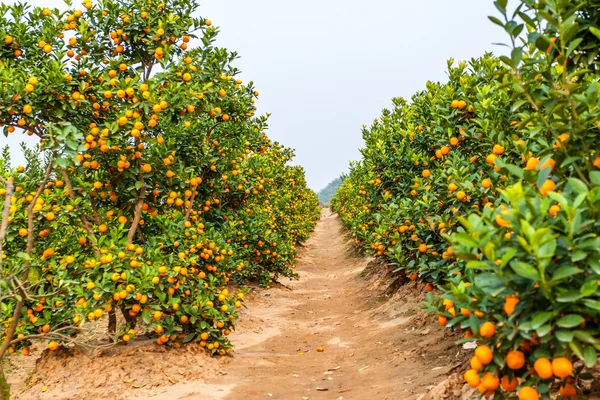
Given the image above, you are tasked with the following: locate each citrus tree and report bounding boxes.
[0,0,319,397]
[332,0,600,398]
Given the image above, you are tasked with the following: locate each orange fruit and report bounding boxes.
[481,178,491,189]
[506,350,525,370]
[422,169,431,178]
[48,341,59,351]
[316,347,324,352]
[438,315,447,326]
[464,369,480,388]
[470,356,483,371]
[552,357,573,379]
[539,157,555,172]
[501,375,518,391]
[533,357,553,379]
[479,322,496,338]
[481,372,499,391]
[559,383,577,397]
[518,387,539,400]
[456,191,466,201]
[524,157,539,170]
[504,296,519,316]
[475,345,493,365]
[493,144,504,155]
[539,179,556,196]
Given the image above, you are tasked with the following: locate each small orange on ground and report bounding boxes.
[316,347,324,352]
[48,341,59,351]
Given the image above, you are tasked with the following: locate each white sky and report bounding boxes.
[1,0,508,191]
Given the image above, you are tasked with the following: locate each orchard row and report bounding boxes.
[332,1,600,399]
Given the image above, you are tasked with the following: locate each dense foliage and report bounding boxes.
[0,0,319,397]
[332,0,600,398]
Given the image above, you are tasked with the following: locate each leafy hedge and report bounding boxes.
[332,0,600,398]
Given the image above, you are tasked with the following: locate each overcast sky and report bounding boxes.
[2,0,507,191]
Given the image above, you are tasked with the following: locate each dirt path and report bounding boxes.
[172,210,462,400]
[10,211,465,400]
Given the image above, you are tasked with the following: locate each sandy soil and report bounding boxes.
[7,210,469,400]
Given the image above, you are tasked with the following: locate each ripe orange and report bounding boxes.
[518,387,539,400]
[552,357,573,379]
[438,315,447,326]
[481,372,499,391]
[492,144,504,155]
[464,369,480,388]
[475,345,493,365]
[504,296,519,316]
[501,375,518,391]
[470,356,483,371]
[481,178,491,189]
[316,347,324,352]
[559,384,577,397]
[506,350,525,369]
[479,322,496,338]
[533,357,553,379]
[456,191,466,201]
[539,179,556,196]
[48,341,59,351]
[524,157,540,170]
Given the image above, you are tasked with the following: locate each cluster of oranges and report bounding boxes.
[333,37,600,398]
[0,0,319,365]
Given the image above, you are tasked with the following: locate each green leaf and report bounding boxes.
[590,27,600,40]
[555,330,574,342]
[530,312,554,330]
[581,280,598,297]
[556,314,584,328]
[183,333,196,343]
[570,340,585,362]
[557,291,584,302]
[551,266,582,281]
[583,345,597,368]
[510,261,540,281]
[135,181,143,190]
[590,171,600,186]
[536,323,552,337]
[567,178,588,195]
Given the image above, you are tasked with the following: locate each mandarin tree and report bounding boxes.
[332,0,600,397]
[0,0,319,397]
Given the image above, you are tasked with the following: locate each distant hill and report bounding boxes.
[317,175,345,205]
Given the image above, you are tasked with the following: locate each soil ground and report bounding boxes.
[7,210,470,400]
